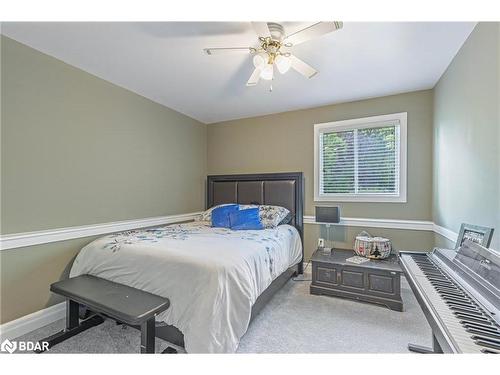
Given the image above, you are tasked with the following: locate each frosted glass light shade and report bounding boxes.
[275,55,291,74]
[260,64,274,80]
[253,54,266,68]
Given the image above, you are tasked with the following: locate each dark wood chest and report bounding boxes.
[310,248,403,311]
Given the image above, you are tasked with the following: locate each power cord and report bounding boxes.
[292,259,312,281]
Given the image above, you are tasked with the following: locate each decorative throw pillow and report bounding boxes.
[229,208,264,230]
[279,211,293,225]
[211,204,239,228]
[260,205,291,228]
[196,204,235,222]
[240,205,290,228]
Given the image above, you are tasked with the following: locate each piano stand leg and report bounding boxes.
[408,334,443,354]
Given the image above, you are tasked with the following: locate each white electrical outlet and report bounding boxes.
[317,238,325,248]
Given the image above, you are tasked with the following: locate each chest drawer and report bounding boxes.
[312,262,340,286]
[340,268,365,290]
[366,270,400,297]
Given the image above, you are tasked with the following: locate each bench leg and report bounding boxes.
[35,314,104,353]
[66,300,80,330]
[140,317,155,354]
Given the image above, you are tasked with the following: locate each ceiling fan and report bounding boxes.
[203,22,343,88]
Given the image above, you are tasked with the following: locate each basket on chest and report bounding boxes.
[354,231,392,259]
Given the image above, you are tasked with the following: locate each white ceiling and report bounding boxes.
[2,22,475,124]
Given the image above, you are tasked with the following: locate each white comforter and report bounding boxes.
[69,221,302,353]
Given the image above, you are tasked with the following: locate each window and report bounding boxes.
[314,112,407,202]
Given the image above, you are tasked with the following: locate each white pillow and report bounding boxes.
[240,204,291,228]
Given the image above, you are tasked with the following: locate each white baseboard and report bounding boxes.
[0,302,65,341]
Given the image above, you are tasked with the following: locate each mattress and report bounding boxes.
[69,221,302,353]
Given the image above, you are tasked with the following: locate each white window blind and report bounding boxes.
[314,113,407,202]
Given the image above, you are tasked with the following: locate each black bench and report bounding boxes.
[37,275,170,353]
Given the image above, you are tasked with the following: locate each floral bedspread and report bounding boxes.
[70,221,302,353]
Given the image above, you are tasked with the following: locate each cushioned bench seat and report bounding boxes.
[37,275,170,353]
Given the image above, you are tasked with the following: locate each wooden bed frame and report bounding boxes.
[154,172,304,350]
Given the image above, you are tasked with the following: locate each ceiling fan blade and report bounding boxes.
[284,22,343,46]
[290,55,318,79]
[246,68,262,86]
[251,22,271,38]
[204,47,254,55]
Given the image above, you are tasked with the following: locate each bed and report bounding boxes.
[69,172,304,353]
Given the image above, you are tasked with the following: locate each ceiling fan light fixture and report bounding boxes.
[260,64,274,80]
[204,21,343,87]
[275,55,291,74]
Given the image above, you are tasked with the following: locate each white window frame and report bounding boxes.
[314,112,407,203]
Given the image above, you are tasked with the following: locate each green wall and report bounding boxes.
[433,23,500,250]
[0,36,207,323]
[0,239,98,323]
[1,36,207,235]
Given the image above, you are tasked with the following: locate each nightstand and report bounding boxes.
[310,248,403,311]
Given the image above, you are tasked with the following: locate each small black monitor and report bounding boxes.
[315,206,340,223]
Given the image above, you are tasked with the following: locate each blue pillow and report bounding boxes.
[229,208,264,230]
[211,204,239,228]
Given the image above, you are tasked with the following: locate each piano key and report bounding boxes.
[437,288,466,296]
[454,311,490,320]
[430,280,459,288]
[467,330,500,340]
[462,321,500,332]
[472,335,500,345]
[444,295,473,304]
[439,290,468,298]
[456,315,492,325]
[429,277,452,283]
[434,282,457,290]
[481,348,500,354]
[449,305,483,315]
[422,270,446,276]
[474,338,500,351]
[445,298,473,305]
[419,267,443,272]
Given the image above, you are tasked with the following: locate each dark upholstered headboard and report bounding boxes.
[207,172,304,268]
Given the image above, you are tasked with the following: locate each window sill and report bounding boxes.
[314,195,407,203]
